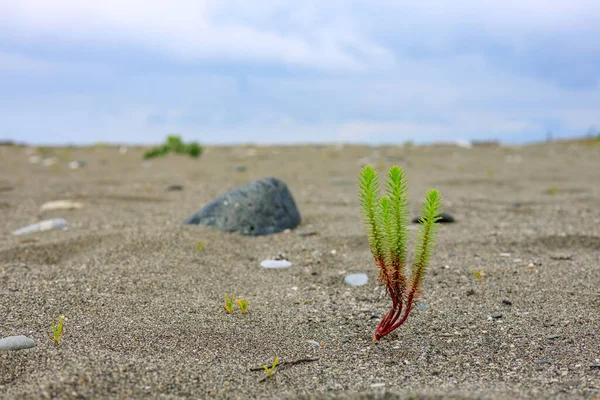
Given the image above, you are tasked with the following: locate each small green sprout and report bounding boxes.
[473,269,485,281]
[237,298,249,314]
[48,315,64,345]
[197,240,205,252]
[224,294,235,314]
[262,357,279,379]
[545,186,561,195]
[473,269,486,295]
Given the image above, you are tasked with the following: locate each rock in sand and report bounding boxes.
[0,335,35,351]
[184,177,301,236]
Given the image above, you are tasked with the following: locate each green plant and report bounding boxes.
[358,165,442,341]
[262,357,279,379]
[545,186,561,195]
[143,135,202,160]
[237,298,249,314]
[197,240,205,252]
[224,294,235,314]
[473,268,485,294]
[48,315,64,345]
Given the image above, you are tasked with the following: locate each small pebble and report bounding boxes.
[166,185,184,191]
[344,273,368,287]
[502,299,512,306]
[307,340,320,347]
[0,335,35,351]
[416,303,429,311]
[499,253,511,257]
[68,160,87,169]
[233,165,247,172]
[260,259,292,269]
[42,158,57,166]
[370,383,386,388]
[491,313,503,319]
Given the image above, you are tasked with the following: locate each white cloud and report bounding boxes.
[0,1,395,71]
[0,52,53,72]
[3,1,598,71]
[1,1,599,145]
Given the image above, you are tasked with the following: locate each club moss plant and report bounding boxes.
[358,165,442,341]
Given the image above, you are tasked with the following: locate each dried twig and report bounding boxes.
[250,357,320,371]
[251,357,320,382]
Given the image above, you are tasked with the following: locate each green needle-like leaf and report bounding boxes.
[410,189,442,296]
[358,166,384,260]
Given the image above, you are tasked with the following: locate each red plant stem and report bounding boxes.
[380,294,403,332]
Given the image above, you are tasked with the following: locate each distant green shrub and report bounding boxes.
[144,135,202,160]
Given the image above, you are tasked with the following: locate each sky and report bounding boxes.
[1,0,599,145]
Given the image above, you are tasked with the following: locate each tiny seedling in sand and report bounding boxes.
[473,268,486,294]
[473,269,485,281]
[48,315,64,345]
[197,240,205,252]
[224,294,235,314]
[262,357,279,379]
[358,165,442,341]
[237,298,249,314]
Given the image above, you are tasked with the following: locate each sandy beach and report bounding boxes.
[1,140,599,399]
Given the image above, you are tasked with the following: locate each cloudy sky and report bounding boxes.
[1,1,599,145]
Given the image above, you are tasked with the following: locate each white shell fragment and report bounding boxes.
[260,259,292,269]
[40,200,83,212]
[12,218,68,236]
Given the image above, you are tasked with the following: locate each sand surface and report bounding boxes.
[1,141,599,399]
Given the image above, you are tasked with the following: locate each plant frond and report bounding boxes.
[409,189,442,297]
[358,166,384,260]
[385,166,410,277]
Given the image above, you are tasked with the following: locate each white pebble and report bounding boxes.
[12,218,68,236]
[260,259,292,269]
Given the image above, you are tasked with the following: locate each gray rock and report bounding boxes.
[344,273,368,287]
[184,177,301,236]
[0,335,35,351]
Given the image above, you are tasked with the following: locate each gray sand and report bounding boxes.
[1,141,599,399]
